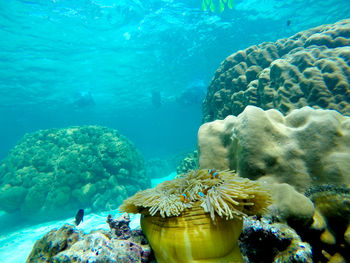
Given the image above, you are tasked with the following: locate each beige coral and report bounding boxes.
[198,106,350,192]
[203,19,350,122]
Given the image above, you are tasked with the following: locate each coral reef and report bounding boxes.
[145,158,174,179]
[267,183,315,228]
[198,105,350,262]
[176,150,199,174]
[198,106,350,192]
[146,152,192,179]
[26,213,153,263]
[120,169,271,263]
[0,126,150,220]
[239,217,312,263]
[203,19,350,122]
[302,185,350,262]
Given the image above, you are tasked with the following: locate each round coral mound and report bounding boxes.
[0,126,149,220]
[203,19,350,122]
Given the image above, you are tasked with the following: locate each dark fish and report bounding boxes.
[75,209,84,226]
[286,20,291,27]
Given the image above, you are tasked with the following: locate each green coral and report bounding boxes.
[0,126,150,221]
[202,0,234,12]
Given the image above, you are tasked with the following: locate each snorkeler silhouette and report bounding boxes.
[151,90,162,108]
[73,91,95,108]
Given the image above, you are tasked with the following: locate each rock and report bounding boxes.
[53,233,143,263]
[203,19,350,122]
[26,224,80,263]
[26,214,153,263]
[238,217,312,263]
[302,185,350,262]
[0,126,150,221]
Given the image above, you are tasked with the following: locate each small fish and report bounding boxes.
[180,193,190,203]
[198,191,205,197]
[286,20,291,27]
[75,209,84,226]
[209,169,219,179]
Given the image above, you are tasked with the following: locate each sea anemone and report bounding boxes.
[120,169,271,220]
[119,169,272,263]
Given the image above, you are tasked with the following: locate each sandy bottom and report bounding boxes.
[0,173,175,262]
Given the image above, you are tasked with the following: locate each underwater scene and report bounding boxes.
[0,0,350,262]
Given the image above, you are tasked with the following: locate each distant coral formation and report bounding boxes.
[0,126,149,220]
[26,213,153,263]
[198,106,350,192]
[176,150,198,174]
[120,169,271,263]
[203,19,350,122]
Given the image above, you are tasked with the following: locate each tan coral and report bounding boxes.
[198,106,350,192]
[203,19,350,122]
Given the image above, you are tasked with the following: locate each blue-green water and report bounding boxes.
[1,0,349,160]
[1,1,350,262]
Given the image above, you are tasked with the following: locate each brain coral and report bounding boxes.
[198,106,350,192]
[0,126,150,220]
[203,19,350,122]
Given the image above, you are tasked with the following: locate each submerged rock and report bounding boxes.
[26,224,80,263]
[239,217,312,263]
[26,213,153,263]
[0,126,150,221]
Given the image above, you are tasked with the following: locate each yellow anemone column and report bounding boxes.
[141,202,243,263]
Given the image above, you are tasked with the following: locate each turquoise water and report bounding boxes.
[1,0,349,160]
[0,1,350,261]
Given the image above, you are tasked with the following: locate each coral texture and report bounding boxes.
[26,213,153,263]
[0,126,150,220]
[120,169,271,263]
[176,150,199,174]
[203,19,350,122]
[26,224,80,263]
[198,106,350,192]
[239,217,312,263]
[268,183,315,228]
[303,185,350,262]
